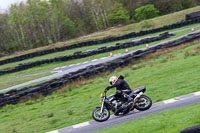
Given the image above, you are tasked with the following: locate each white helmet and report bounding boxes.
[109,76,118,85]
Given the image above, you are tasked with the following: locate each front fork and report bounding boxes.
[100,97,105,113]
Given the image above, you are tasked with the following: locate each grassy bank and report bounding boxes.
[0,39,199,133]
[1,6,200,61]
[94,103,200,133]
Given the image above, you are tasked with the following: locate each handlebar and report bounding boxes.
[104,88,109,93]
[103,89,107,97]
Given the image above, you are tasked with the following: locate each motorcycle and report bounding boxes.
[92,86,152,122]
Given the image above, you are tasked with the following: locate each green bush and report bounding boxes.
[134,4,160,22]
[108,3,130,25]
[63,17,76,38]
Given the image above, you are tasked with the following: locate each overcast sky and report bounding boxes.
[0,0,27,12]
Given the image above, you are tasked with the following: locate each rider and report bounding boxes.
[105,75,133,104]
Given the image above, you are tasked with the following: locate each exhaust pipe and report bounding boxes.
[130,92,143,110]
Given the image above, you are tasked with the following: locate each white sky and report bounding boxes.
[0,0,27,12]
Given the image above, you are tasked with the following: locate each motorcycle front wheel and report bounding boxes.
[135,95,152,111]
[92,107,110,122]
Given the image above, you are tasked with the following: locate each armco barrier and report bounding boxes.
[0,32,172,76]
[1,17,200,66]
[180,124,200,133]
[0,31,200,107]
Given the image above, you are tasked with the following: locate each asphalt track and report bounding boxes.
[1,25,200,93]
[47,91,200,133]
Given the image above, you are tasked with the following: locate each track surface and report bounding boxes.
[1,25,200,93]
[47,91,200,133]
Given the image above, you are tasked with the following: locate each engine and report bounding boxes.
[108,94,127,109]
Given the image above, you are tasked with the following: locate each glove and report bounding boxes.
[105,86,111,92]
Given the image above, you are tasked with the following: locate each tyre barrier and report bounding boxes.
[180,124,200,133]
[1,17,200,66]
[186,11,200,20]
[0,31,200,107]
[0,32,173,76]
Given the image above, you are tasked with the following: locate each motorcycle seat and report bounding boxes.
[132,86,146,92]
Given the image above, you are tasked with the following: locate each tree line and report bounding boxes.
[0,0,199,55]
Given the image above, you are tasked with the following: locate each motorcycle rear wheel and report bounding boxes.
[135,95,152,111]
[92,107,110,122]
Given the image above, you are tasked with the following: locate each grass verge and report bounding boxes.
[0,39,199,133]
[0,72,54,90]
[1,75,63,93]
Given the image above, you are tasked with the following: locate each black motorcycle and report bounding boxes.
[92,86,152,122]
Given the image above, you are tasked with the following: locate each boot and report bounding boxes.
[114,108,120,115]
[114,107,124,115]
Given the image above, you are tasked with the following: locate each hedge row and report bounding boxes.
[1,17,200,66]
[0,31,200,107]
[0,32,172,76]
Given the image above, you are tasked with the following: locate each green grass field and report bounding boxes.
[1,6,200,62]
[94,103,200,133]
[0,39,199,133]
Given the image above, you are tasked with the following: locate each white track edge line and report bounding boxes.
[194,91,200,96]
[47,130,59,133]
[92,59,98,61]
[54,67,60,70]
[72,121,90,129]
[61,66,66,69]
[163,99,177,104]
[68,64,74,67]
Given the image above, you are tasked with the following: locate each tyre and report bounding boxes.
[92,107,110,122]
[135,95,152,111]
